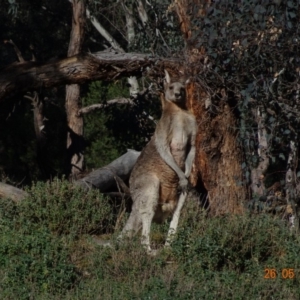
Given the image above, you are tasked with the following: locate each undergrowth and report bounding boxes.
[0,180,300,299]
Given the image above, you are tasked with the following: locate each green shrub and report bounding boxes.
[0,179,114,299]
[1,182,300,299]
[20,179,114,236]
[70,200,300,300]
[0,226,77,299]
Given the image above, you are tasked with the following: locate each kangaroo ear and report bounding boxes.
[179,69,190,86]
[164,69,171,84]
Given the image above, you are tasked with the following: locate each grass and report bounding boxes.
[0,179,300,299]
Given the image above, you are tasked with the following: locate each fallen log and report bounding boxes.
[0,149,140,201]
[0,49,180,103]
[0,182,28,202]
[74,149,140,192]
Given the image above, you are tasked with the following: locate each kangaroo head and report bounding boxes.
[163,70,186,105]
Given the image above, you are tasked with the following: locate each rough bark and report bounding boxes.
[250,107,269,198]
[0,51,177,103]
[65,0,86,179]
[187,82,246,215]
[75,149,140,191]
[285,140,299,228]
[176,0,247,215]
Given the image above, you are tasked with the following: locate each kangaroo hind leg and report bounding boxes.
[118,209,142,241]
[165,191,188,248]
[137,175,160,254]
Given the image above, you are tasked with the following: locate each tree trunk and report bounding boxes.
[187,82,247,214]
[176,0,248,215]
[24,92,52,179]
[66,0,85,179]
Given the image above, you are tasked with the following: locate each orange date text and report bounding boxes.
[264,268,295,279]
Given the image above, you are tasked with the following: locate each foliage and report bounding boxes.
[130,0,184,55]
[0,0,180,181]
[0,0,71,66]
[0,179,114,299]
[0,88,68,183]
[0,0,73,182]
[83,81,122,169]
[88,0,183,54]
[1,184,300,299]
[83,80,158,169]
[68,200,300,299]
[21,179,114,235]
[0,99,38,182]
[186,0,300,205]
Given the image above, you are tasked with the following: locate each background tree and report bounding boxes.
[65,0,85,179]
[1,0,300,220]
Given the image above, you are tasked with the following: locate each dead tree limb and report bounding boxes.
[75,149,140,191]
[0,50,180,102]
[0,182,28,202]
[78,98,134,115]
[1,149,140,201]
[4,39,25,63]
[24,92,46,142]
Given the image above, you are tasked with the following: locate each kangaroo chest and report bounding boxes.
[168,113,194,167]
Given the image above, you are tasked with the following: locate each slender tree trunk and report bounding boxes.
[25,92,51,178]
[176,0,247,215]
[66,0,85,179]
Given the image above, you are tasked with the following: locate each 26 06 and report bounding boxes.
[264,268,295,279]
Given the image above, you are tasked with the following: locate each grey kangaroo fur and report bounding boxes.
[116,70,197,254]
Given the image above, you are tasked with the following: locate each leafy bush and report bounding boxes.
[83,80,158,170]
[20,179,113,236]
[66,200,300,299]
[0,226,77,299]
[0,179,114,299]
[1,181,300,299]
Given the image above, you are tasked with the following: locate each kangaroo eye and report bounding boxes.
[169,86,173,90]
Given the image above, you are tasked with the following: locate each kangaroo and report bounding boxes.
[118,70,197,254]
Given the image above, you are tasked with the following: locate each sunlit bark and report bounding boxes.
[175,0,247,215]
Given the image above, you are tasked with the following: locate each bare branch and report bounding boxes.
[24,92,46,141]
[78,95,156,123]
[86,8,124,53]
[122,1,135,45]
[4,39,25,63]
[137,0,149,25]
[87,3,141,97]
[78,98,134,115]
